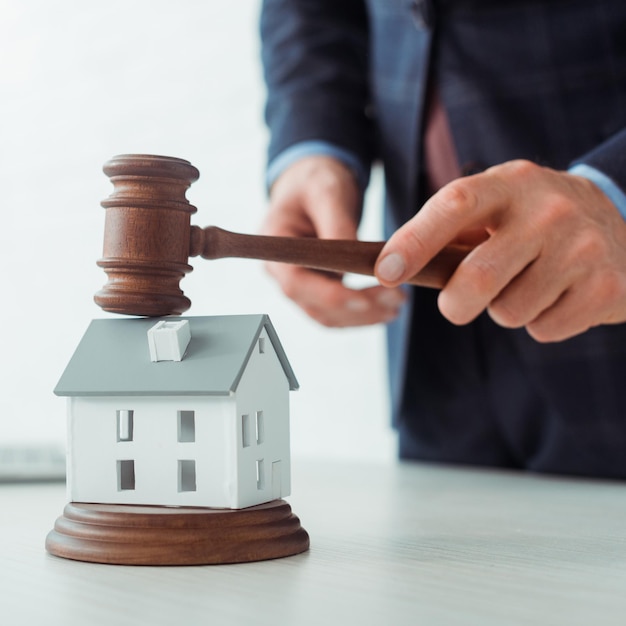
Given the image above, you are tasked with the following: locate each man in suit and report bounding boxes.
[260,0,626,477]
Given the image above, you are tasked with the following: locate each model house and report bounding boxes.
[54,315,298,509]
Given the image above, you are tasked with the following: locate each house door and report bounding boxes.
[271,461,282,500]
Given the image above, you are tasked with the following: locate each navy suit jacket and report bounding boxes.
[261,0,626,477]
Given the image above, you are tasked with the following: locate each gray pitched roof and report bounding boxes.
[54,315,299,397]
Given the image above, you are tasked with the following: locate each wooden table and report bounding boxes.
[3,460,626,625]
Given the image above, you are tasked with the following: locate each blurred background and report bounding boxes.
[0,0,396,463]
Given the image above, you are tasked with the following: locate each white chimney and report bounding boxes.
[147,320,191,362]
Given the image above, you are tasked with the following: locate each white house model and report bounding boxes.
[54,315,299,509]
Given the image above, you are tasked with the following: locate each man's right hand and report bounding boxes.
[261,155,406,327]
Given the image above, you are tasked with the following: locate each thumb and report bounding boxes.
[304,164,362,240]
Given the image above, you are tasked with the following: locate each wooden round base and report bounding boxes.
[45,500,309,565]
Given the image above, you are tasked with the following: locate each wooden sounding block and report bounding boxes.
[45,500,309,565]
[95,154,469,317]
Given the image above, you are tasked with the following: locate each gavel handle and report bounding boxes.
[190,226,469,289]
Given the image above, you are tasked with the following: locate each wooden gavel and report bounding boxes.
[94,154,468,316]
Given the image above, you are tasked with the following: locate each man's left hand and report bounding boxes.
[375,159,626,342]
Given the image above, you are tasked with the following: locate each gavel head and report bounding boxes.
[94,154,200,317]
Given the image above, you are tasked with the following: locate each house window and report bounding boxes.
[117,460,135,491]
[178,410,195,442]
[258,337,265,354]
[116,410,134,442]
[255,410,265,444]
[242,414,251,448]
[178,460,196,492]
[256,459,265,490]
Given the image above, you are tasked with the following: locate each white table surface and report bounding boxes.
[2,459,626,626]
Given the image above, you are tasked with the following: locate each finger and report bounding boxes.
[303,173,361,240]
[486,252,571,330]
[260,198,318,239]
[264,165,360,241]
[525,286,597,343]
[525,271,626,342]
[438,222,543,325]
[488,216,626,333]
[376,174,510,286]
[266,263,406,327]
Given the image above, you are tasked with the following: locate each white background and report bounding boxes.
[0,1,396,462]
